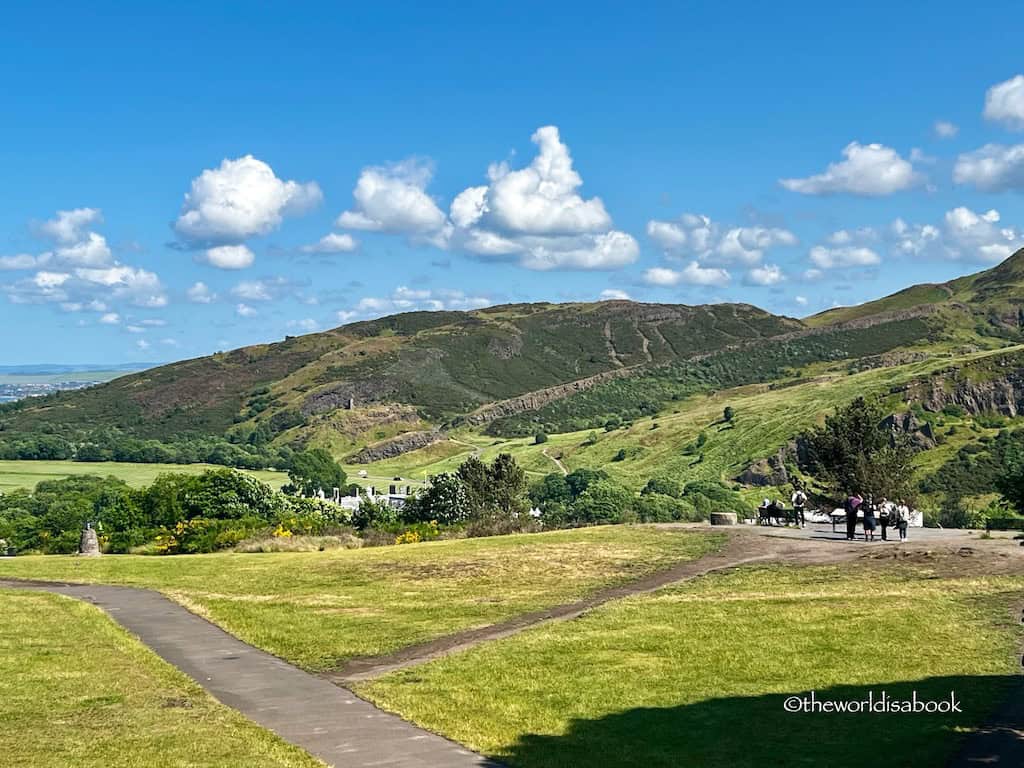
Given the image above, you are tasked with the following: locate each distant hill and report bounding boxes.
[806,247,1024,331]
[4,249,1024,471]
[0,363,154,375]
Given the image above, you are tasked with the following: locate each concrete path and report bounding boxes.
[0,579,498,768]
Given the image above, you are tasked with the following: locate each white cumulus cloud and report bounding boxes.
[953,143,1024,192]
[337,160,447,234]
[890,207,1020,263]
[808,245,882,269]
[646,214,797,267]
[175,155,321,244]
[186,282,216,303]
[599,288,632,300]
[203,244,255,270]
[780,142,923,196]
[642,262,731,287]
[984,75,1024,130]
[934,120,959,139]
[236,303,257,318]
[744,263,785,286]
[336,286,492,322]
[301,232,358,253]
[446,126,637,270]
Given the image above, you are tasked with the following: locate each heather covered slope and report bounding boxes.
[6,250,1024,475]
[0,301,801,451]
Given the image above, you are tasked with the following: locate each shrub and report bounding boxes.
[534,432,549,444]
[635,493,699,523]
[641,476,683,498]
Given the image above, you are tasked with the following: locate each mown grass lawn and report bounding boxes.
[0,526,721,671]
[360,563,1024,768]
[0,459,287,493]
[0,589,322,768]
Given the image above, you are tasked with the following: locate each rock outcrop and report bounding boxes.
[735,448,790,487]
[346,430,444,464]
[463,367,640,427]
[916,369,1024,418]
[880,411,936,451]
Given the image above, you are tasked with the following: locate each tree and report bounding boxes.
[529,473,571,511]
[534,432,549,445]
[803,397,915,501]
[286,448,347,497]
[456,455,490,518]
[488,453,530,520]
[723,406,735,423]
[642,476,683,498]
[573,480,635,525]
[565,468,608,499]
[408,472,470,525]
[996,443,1024,513]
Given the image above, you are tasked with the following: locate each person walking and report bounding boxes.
[844,493,863,541]
[862,496,878,542]
[791,487,808,528]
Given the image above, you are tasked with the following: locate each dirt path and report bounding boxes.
[541,447,568,475]
[0,579,498,768]
[328,530,860,683]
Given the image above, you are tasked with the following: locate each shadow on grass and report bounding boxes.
[500,675,1024,768]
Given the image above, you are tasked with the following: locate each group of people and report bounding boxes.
[759,487,810,528]
[842,494,910,542]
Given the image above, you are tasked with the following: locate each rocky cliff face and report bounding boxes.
[902,368,1024,418]
[346,430,444,464]
[461,367,639,428]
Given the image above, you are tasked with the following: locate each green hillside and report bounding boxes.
[4,248,1024,511]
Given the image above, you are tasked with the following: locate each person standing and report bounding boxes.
[862,496,878,542]
[791,487,808,529]
[894,500,910,542]
[844,493,863,541]
[879,497,893,541]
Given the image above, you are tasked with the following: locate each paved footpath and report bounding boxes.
[0,579,499,768]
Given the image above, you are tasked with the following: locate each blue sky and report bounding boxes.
[2,1,1024,364]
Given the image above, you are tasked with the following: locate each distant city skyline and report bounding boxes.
[2,1,1023,364]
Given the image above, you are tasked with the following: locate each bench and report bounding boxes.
[758,506,805,526]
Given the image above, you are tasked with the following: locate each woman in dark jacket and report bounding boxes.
[844,494,863,541]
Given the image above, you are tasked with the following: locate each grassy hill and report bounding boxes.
[5,248,1024,511]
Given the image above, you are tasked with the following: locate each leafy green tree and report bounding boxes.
[456,455,490,517]
[572,480,636,525]
[995,443,1024,514]
[635,493,699,522]
[803,397,915,501]
[407,472,470,525]
[286,448,347,497]
[529,473,572,511]
[352,496,399,529]
[641,476,683,498]
[723,406,735,423]
[534,432,549,445]
[488,453,530,520]
[565,468,608,499]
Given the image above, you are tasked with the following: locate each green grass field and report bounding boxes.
[0,526,720,671]
[0,459,288,493]
[360,563,1024,768]
[0,589,321,768]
